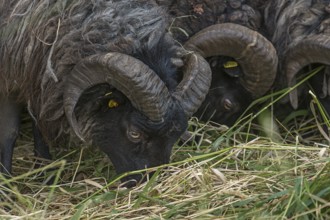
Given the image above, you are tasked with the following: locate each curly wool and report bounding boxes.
[264,0,330,57]
[156,0,262,43]
[0,0,172,144]
[263,0,330,82]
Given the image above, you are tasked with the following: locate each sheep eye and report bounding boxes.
[128,130,141,140]
[223,99,233,110]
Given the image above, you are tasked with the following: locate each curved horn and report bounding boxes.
[285,35,330,109]
[173,52,212,117]
[184,23,278,98]
[64,52,171,140]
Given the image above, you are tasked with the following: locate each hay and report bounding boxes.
[1,107,330,219]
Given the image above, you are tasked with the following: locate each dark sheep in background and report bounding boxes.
[157,0,278,126]
[157,0,263,42]
[264,0,330,112]
[0,0,211,186]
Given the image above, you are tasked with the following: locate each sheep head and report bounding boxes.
[63,52,211,186]
[184,23,278,125]
[194,56,252,125]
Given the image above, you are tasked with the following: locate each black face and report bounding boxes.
[75,84,187,187]
[194,56,252,126]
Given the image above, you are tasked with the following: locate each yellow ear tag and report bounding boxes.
[223,61,238,69]
[108,99,119,108]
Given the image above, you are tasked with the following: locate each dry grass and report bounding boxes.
[1,116,329,219]
[1,68,330,219]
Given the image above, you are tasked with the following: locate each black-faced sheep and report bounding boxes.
[0,0,211,186]
[157,0,278,126]
[264,0,330,112]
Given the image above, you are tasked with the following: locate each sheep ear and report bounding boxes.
[222,60,242,78]
[108,99,120,108]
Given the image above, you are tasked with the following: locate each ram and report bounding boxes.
[157,0,278,125]
[264,0,330,112]
[0,0,211,187]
